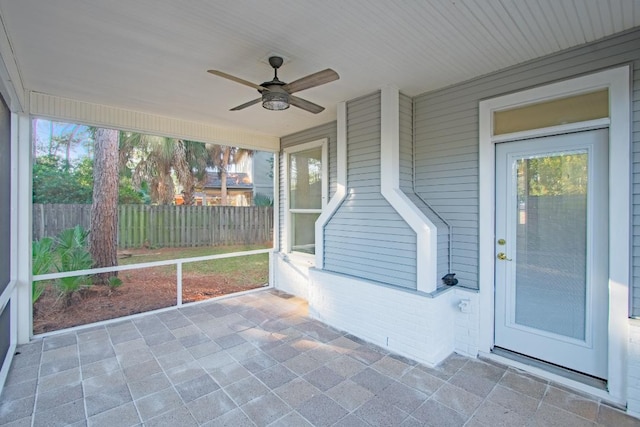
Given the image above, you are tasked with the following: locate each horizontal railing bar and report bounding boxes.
[0,280,17,314]
[33,248,272,281]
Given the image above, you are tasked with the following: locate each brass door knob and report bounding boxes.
[497,252,512,261]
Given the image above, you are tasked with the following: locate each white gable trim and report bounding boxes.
[29,92,280,152]
[381,86,438,292]
[478,65,631,403]
[316,102,346,268]
[0,18,25,112]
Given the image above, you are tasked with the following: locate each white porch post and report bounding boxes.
[15,113,31,344]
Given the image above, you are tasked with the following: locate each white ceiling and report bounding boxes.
[1,0,639,138]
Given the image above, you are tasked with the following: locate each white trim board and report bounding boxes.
[478,65,631,403]
[15,112,31,344]
[316,102,346,268]
[0,15,25,112]
[29,92,279,152]
[380,86,438,292]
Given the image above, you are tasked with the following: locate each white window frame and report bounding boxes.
[282,139,328,260]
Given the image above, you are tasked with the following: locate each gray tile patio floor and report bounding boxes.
[1,289,639,427]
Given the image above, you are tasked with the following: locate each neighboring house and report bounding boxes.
[175,172,254,206]
[1,2,640,420]
[175,152,274,206]
[201,171,253,206]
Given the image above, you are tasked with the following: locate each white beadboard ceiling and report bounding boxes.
[0,0,638,138]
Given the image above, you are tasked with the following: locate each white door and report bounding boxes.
[494,129,609,379]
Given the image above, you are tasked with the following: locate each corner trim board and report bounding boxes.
[380,86,438,292]
[316,102,346,268]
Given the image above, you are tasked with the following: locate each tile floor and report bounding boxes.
[0,289,639,426]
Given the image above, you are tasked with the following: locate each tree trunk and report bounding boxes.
[173,140,196,205]
[89,128,119,284]
[220,146,231,205]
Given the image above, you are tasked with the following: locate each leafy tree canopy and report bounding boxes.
[518,153,588,197]
[33,155,145,204]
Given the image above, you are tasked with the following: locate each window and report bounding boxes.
[493,90,609,135]
[285,139,327,255]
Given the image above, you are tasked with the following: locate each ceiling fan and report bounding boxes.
[207,56,339,114]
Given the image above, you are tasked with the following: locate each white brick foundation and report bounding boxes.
[452,289,480,358]
[273,266,477,367]
[272,253,314,300]
[627,319,640,416]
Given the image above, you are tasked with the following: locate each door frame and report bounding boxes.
[478,66,630,403]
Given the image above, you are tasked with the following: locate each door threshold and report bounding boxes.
[490,347,607,390]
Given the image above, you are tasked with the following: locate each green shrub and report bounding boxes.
[55,225,90,254]
[54,226,93,306]
[253,193,273,206]
[106,276,123,294]
[32,237,55,304]
[32,226,101,307]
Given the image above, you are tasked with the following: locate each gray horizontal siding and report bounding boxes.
[279,121,337,251]
[324,91,417,290]
[278,150,285,250]
[634,37,640,317]
[399,93,413,192]
[405,192,451,284]
[413,27,640,297]
[399,92,451,286]
[325,235,415,254]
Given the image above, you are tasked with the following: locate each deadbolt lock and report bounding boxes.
[497,239,506,245]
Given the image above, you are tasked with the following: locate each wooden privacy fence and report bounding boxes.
[33,204,274,248]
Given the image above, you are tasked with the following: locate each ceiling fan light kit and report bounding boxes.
[208,56,339,114]
[262,89,289,111]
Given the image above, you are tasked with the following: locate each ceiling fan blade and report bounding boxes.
[207,70,266,91]
[230,98,261,111]
[283,69,339,94]
[289,95,325,114]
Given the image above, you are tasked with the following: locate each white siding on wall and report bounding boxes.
[414,28,640,294]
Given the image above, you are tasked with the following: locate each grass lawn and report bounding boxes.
[119,244,271,275]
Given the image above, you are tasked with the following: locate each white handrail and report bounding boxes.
[33,248,271,281]
[33,248,272,308]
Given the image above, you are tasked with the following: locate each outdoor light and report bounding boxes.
[262,91,289,111]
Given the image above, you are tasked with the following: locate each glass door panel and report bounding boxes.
[514,152,588,340]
